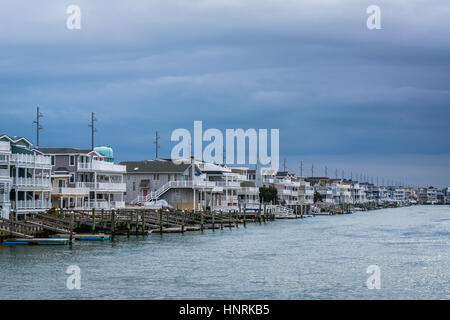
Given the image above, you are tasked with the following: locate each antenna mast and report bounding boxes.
[88,112,98,150]
[154,131,160,159]
[33,106,44,148]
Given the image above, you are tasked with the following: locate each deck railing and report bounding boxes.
[78,160,126,173]
[12,200,52,210]
[10,153,51,166]
[13,177,52,188]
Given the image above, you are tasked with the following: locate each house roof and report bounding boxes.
[36,148,102,157]
[120,159,192,173]
[0,134,33,146]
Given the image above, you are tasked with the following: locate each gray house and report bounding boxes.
[121,159,200,210]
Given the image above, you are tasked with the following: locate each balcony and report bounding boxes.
[78,160,126,173]
[282,189,294,196]
[10,153,51,167]
[75,182,126,192]
[238,187,259,195]
[13,177,52,189]
[52,186,90,196]
[88,200,125,209]
[12,200,52,210]
[215,181,241,188]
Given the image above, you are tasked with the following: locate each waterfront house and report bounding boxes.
[418,187,438,204]
[0,134,52,219]
[122,158,245,212]
[443,187,450,204]
[36,147,126,210]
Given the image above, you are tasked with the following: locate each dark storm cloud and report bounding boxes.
[0,0,449,186]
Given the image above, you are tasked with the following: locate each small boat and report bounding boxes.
[344,211,353,214]
[302,214,314,218]
[4,238,73,246]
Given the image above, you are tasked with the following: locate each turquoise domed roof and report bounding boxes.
[94,146,114,162]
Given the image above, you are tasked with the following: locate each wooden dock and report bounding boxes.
[0,207,275,243]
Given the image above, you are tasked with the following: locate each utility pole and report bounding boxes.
[33,106,43,148]
[325,166,328,177]
[335,168,338,179]
[88,112,97,150]
[283,158,286,172]
[311,163,314,177]
[299,161,303,177]
[154,131,160,159]
[342,170,344,180]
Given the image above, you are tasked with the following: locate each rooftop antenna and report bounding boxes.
[300,161,303,177]
[33,106,43,148]
[223,144,226,165]
[88,112,98,150]
[154,131,160,159]
[335,168,338,179]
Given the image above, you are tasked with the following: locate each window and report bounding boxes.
[70,155,75,166]
[133,182,136,192]
[51,156,55,166]
[70,173,75,183]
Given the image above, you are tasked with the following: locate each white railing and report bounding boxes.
[97,182,126,192]
[13,177,52,188]
[215,181,241,188]
[13,200,52,210]
[81,182,126,192]
[10,153,51,166]
[238,187,259,195]
[282,189,299,196]
[0,141,10,152]
[78,160,126,173]
[52,186,90,195]
[88,200,125,209]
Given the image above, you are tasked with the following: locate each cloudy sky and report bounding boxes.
[0,0,449,187]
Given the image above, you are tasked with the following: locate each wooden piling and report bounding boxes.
[91,208,96,232]
[111,210,116,240]
[181,210,185,233]
[69,211,74,246]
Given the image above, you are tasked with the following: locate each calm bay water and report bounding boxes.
[0,205,449,300]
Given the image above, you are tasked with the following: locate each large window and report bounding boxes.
[51,156,55,166]
[70,155,75,166]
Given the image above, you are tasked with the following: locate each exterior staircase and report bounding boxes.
[131,180,216,204]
